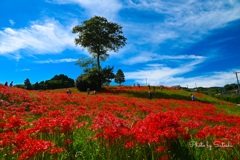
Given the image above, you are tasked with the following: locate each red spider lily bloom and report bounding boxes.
[125,141,134,148]
[131,112,181,144]
[0,132,15,147]
[195,126,212,139]
[90,112,130,141]
[64,139,73,144]
[48,110,62,117]
[212,125,228,136]
[59,116,78,133]
[5,116,28,131]
[19,140,53,160]
[236,135,240,144]
[50,147,66,154]
[159,155,169,160]
[76,122,87,129]
[154,146,166,153]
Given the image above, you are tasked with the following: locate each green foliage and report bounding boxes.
[182,83,240,104]
[39,81,47,90]
[115,69,125,85]
[75,57,97,73]
[44,74,75,89]
[102,66,115,86]
[73,16,126,88]
[24,78,32,90]
[224,83,238,91]
[27,74,75,90]
[75,66,115,92]
[72,16,127,67]
[75,74,98,92]
[215,94,240,104]
[14,84,26,89]
[33,82,40,90]
[75,57,115,90]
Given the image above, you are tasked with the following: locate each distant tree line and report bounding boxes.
[196,83,238,95]
[223,83,238,91]
[17,74,75,90]
[182,83,239,104]
[14,69,125,92]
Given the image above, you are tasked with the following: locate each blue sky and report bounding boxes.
[0,0,240,88]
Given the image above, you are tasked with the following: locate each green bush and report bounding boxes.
[76,74,98,92]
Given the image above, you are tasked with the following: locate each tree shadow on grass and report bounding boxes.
[104,89,213,104]
[132,91,207,101]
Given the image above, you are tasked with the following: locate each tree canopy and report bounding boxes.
[24,78,32,90]
[115,69,125,86]
[23,74,75,90]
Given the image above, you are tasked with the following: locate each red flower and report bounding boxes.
[125,141,134,148]
[50,147,66,154]
[64,139,72,144]
[154,146,166,153]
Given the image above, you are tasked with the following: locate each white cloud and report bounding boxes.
[48,0,122,20]
[15,68,30,72]
[127,0,240,26]
[146,64,164,67]
[172,70,240,88]
[125,65,240,87]
[117,1,240,87]
[9,19,15,26]
[123,52,205,65]
[125,57,204,84]
[123,0,240,46]
[34,58,78,64]
[0,19,76,59]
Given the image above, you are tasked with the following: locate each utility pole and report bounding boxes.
[234,72,240,94]
[195,83,197,91]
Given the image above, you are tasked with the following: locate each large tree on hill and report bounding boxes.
[72,16,127,88]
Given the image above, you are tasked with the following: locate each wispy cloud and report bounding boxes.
[15,68,30,72]
[127,0,240,29]
[47,0,122,20]
[123,52,205,65]
[123,0,240,47]
[125,56,205,84]
[34,58,78,64]
[125,63,240,87]
[169,70,240,88]
[9,19,15,26]
[116,0,240,89]
[0,19,76,59]
[125,66,191,86]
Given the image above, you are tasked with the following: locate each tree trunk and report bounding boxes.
[97,53,102,89]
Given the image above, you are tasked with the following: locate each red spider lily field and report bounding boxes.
[0,85,240,160]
